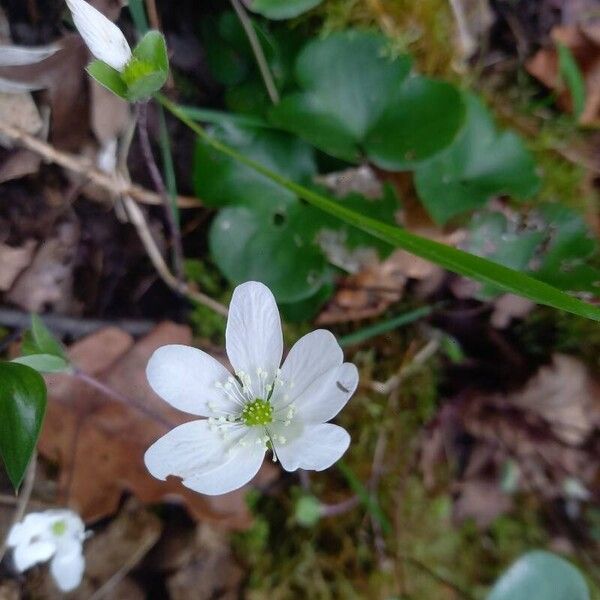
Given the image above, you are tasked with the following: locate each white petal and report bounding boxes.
[13,541,56,572]
[145,420,229,482]
[182,443,265,496]
[146,345,235,416]
[291,362,358,424]
[50,546,85,592]
[7,512,54,547]
[275,329,343,407]
[225,282,283,386]
[276,423,350,472]
[66,0,132,71]
[0,44,60,67]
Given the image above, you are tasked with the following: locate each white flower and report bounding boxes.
[65,0,132,71]
[7,509,86,592]
[144,281,358,496]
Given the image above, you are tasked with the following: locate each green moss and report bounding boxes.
[313,0,456,75]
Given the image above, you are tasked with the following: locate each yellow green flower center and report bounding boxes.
[241,399,273,426]
[52,520,67,536]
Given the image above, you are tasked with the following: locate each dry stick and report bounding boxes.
[0,451,37,564]
[0,121,198,208]
[136,102,185,279]
[229,0,280,104]
[144,0,161,29]
[120,194,228,316]
[448,0,476,59]
[116,116,228,316]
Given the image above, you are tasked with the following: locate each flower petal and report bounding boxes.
[13,540,56,572]
[291,362,358,424]
[275,329,342,407]
[144,420,228,482]
[66,0,132,71]
[146,345,235,416]
[275,423,350,472]
[50,545,85,592]
[7,513,52,547]
[182,443,265,496]
[226,282,283,385]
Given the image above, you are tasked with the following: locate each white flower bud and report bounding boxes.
[66,0,132,72]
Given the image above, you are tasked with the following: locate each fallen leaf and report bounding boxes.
[490,293,535,329]
[39,323,257,528]
[527,24,600,125]
[167,524,244,600]
[452,479,513,528]
[6,222,79,313]
[0,239,36,291]
[507,354,600,445]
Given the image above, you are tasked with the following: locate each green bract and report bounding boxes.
[415,94,540,224]
[247,0,324,20]
[488,551,589,600]
[269,31,465,167]
[0,362,47,489]
[87,30,168,102]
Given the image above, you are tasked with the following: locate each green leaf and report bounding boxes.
[415,94,540,224]
[12,354,70,374]
[86,60,128,99]
[467,207,600,296]
[24,314,67,360]
[534,204,600,293]
[124,31,169,101]
[248,0,324,19]
[557,43,586,120]
[194,124,317,210]
[365,77,466,170]
[270,31,418,163]
[159,94,600,323]
[210,203,329,303]
[488,551,589,600]
[0,362,47,489]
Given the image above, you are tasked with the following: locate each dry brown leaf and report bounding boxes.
[507,354,600,445]
[6,222,79,313]
[527,24,600,125]
[452,479,513,528]
[90,79,130,145]
[167,524,244,600]
[490,294,535,329]
[317,229,462,324]
[0,239,36,291]
[39,324,256,528]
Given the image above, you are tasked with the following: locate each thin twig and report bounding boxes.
[0,121,198,208]
[117,115,228,317]
[229,0,280,104]
[136,102,185,279]
[0,451,37,563]
[144,0,161,29]
[0,308,155,338]
[121,195,228,316]
[448,0,477,60]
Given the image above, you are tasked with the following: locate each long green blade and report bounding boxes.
[157,94,600,323]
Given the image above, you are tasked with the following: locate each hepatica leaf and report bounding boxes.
[0,362,47,489]
[467,206,600,297]
[248,0,324,20]
[415,93,540,224]
[488,551,589,600]
[269,30,466,167]
[194,124,399,302]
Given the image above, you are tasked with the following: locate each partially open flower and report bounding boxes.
[145,281,358,496]
[7,509,86,592]
[65,0,132,72]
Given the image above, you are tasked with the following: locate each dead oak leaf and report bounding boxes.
[39,323,256,529]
